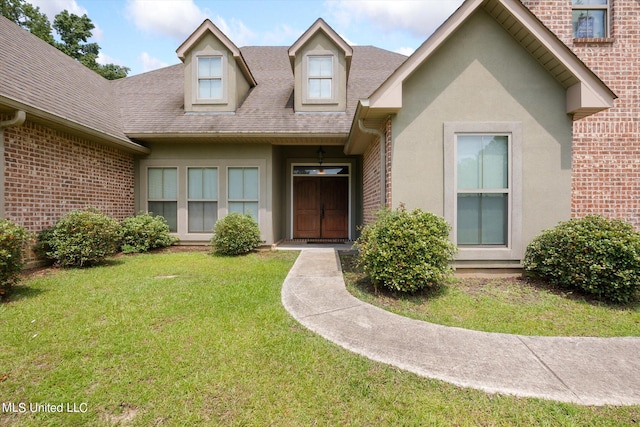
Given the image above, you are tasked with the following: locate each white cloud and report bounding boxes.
[126,1,262,46]
[96,52,125,66]
[29,0,88,19]
[140,52,169,72]
[29,0,103,40]
[395,46,415,56]
[326,0,464,38]
[126,0,208,40]
[212,16,255,47]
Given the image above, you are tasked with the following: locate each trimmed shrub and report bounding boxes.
[120,212,178,253]
[211,213,262,256]
[524,215,640,304]
[355,206,457,293]
[44,208,121,267]
[0,219,30,299]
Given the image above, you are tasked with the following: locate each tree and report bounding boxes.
[1,0,53,43]
[0,0,130,80]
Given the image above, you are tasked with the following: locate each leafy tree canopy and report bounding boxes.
[1,0,129,79]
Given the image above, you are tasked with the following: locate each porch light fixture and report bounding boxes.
[317,146,325,165]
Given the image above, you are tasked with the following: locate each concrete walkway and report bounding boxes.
[281,248,640,406]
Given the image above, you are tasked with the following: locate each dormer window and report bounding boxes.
[197,56,223,100]
[308,55,333,99]
[288,18,352,112]
[195,54,227,103]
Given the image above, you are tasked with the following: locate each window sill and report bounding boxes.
[573,37,614,44]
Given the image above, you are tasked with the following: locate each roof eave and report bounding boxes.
[1,96,150,155]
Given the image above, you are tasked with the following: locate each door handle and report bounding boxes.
[321,203,325,220]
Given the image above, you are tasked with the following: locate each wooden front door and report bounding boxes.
[293,176,348,239]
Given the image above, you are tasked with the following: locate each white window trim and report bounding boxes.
[572,0,610,39]
[302,51,339,105]
[193,51,228,105]
[444,122,522,261]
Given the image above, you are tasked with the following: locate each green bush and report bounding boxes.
[211,213,262,256]
[120,212,178,253]
[0,219,30,299]
[355,207,457,293]
[43,208,121,267]
[524,215,640,304]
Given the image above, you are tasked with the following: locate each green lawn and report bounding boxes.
[341,253,640,338]
[1,250,639,426]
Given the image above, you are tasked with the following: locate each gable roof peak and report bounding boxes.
[288,18,353,72]
[366,0,615,120]
[176,18,256,86]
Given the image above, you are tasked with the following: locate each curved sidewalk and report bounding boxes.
[281,248,640,406]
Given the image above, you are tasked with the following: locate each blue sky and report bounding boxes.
[29,0,464,76]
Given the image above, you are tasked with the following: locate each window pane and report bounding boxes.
[309,56,332,76]
[229,202,258,222]
[198,57,222,78]
[243,168,259,200]
[481,194,507,245]
[148,201,177,232]
[189,168,217,200]
[229,167,258,200]
[572,0,607,5]
[188,201,218,233]
[148,168,164,199]
[228,168,244,199]
[163,168,177,199]
[457,135,507,190]
[148,168,177,199]
[203,168,218,199]
[483,136,508,189]
[309,78,331,98]
[457,194,507,245]
[573,10,606,38]
[188,168,203,199]
[199,79,222,99]
[457,136,482,189]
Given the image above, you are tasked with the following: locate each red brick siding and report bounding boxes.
[3,120,135,234]
[385,118,392,208]
[362,118,393,226]
[362,132,382,225]
[524,0,640,228]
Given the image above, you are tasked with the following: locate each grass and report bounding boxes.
[0,250,638,425]
[341,252,640,338]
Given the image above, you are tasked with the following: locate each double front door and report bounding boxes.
[293,176,348,239]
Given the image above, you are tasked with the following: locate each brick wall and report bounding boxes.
[523,0,640,228]
[362,118,393,225]
[362,133,382,225]
[3,119,136,235]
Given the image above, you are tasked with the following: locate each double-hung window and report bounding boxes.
[188,167,218,233]
[307,56,333,99]
[572,0,609,38]
[456,135,509,246]
[228,167,259,222]
[444,122,522,261]
[148,168,178,232]
[197,56,223,100]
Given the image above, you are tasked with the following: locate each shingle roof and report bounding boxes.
[113,45,406,141]
[0,16,147,153]
[1,13,406,146]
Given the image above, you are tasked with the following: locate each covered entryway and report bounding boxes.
[293,166,349,239]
